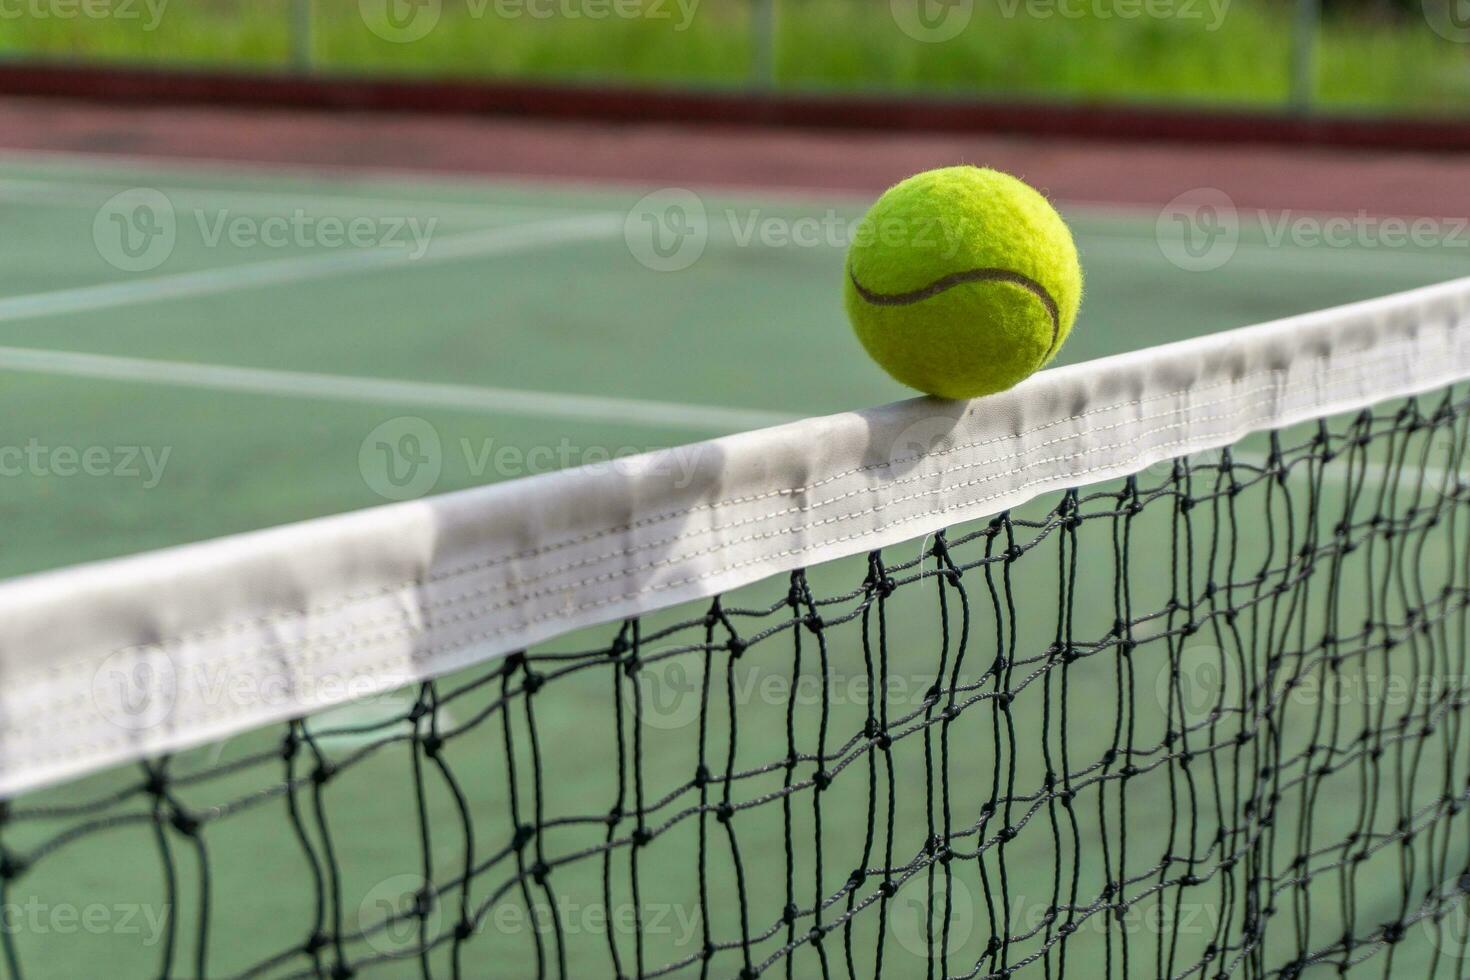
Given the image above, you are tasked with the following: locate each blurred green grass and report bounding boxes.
[0,0,1468,114]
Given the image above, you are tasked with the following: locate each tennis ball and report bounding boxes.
[843,166,1082,399]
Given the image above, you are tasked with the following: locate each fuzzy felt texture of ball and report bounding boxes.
[843,166,1083,399]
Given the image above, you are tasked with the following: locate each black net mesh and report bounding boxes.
[3,386,1470,979]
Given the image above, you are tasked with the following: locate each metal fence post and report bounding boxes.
[290,0,314,73]
[1289,0,1319,113]
[751,0,776,89]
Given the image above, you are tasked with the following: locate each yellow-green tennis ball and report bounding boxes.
[844,166,1082,399]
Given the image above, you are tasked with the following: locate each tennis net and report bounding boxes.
[2,281,1470,978]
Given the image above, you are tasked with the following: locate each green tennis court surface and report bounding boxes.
[1,151,1464,584]
[2,153,1467,979]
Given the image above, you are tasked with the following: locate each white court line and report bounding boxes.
[0,345,797,434]
[1077,233,1470,270]
[304,696,459,752]
[0,213,623,324]
[0,176,588,222]
[14,147,1470,229]
[0,147,876,210]
[15,153,1457,269]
